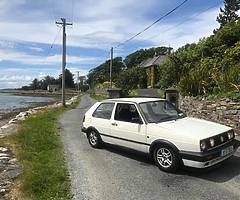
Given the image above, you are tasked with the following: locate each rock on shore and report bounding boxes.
[0,147,21,200]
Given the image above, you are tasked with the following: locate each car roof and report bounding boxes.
[102,97,165,104]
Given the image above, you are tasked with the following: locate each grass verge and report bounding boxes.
[3,97,80,200]
[207,91,240,101]
[90,93,107,101]
[128,90,138,97]
[157,89,165,98]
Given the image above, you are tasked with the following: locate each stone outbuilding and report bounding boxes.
[139,54,168,88]
[47,85,60,92]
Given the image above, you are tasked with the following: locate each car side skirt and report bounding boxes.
[100,133,150,146]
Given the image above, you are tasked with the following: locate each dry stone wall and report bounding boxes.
[179,96,240,135]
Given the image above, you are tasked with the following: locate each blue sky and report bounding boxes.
[0,0,223,88]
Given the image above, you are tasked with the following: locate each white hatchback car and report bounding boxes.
[82,98,240,172]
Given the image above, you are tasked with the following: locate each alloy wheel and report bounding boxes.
[89,132,98,146]
[156,147,173,168]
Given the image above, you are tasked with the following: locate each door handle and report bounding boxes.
[111,122,118,126]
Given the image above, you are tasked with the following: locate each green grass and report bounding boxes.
[207,91,240,101]
[90,93,107,101]
[157,89,165,98]
[128,90,138,97]
[5,98,80,200]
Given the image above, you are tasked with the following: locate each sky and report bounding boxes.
[0,0,224,89]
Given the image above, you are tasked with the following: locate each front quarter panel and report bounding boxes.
[147,124,200,152]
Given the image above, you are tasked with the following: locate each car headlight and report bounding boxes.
[227,131,234,140]
[209,138,215,147]
[200,140,207,151]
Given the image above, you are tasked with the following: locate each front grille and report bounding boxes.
[207,130,234,150]
[213,132,229,146]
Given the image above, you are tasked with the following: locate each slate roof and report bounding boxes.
[139,54,168,68]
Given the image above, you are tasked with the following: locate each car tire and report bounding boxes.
[153,144,180,172]
[87,130,102,148]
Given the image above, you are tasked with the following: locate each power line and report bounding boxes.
[147,3,221,41]
[71,0,74,24]
[50,26,62,49]
[44,26,62,58]
[115,0,189,48]
[31,26,62,84]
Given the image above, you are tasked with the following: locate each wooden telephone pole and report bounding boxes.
[56,18,72,106]
[77,71,80,95]
[110,47,113,89]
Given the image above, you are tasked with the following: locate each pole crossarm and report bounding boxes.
[56,22,73,26]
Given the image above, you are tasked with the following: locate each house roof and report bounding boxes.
[139,54,168,68]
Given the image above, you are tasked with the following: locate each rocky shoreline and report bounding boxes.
[0,95,79,200]
[0,89,77,97]
[0,147,21,199]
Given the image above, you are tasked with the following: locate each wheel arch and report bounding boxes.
[86,126,99,137]
[149,139,180,159]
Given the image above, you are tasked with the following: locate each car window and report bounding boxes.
[114,103,142,123]
[139,100,185,123]
[92,103,115,119]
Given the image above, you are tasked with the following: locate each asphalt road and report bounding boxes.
[59,94,240,200]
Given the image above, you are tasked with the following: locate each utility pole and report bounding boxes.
[77,71,80,95]
[110,47,113,89]
[56,18,72,106]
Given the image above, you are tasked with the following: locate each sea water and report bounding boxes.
[0,93,53,110]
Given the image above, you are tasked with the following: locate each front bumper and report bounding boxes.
[180,139,240,168]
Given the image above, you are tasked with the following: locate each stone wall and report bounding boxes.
[179,96,240,135]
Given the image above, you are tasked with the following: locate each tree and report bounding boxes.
[115,67,147,92]
[87,57,125,88]
[217,0,240,28]
[65,69,75,88]
[59,68,75,88]
[30,78,39,90]
[40,75,59,90]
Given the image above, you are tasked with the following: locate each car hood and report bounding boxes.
[150,117,232,140]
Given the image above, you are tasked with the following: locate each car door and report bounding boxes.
[91,102,115,143]
[110,103,148,153]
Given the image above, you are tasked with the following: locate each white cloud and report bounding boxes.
[139,7,219,49]
[38,72,48,79]
[0,49,101,65]
[68,67,88,75]
[0,75,32,82]
[0,40,15,49]
[29,47,44,52]
[0,1,221,51]
[0,1,166,49]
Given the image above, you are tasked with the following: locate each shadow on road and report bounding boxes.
[103,143,240,183]
[185,155,240,183]
[103,143,153,166]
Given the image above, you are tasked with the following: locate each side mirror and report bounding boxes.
[132,117,143,124]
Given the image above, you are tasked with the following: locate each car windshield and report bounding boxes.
[139,100,186,123]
